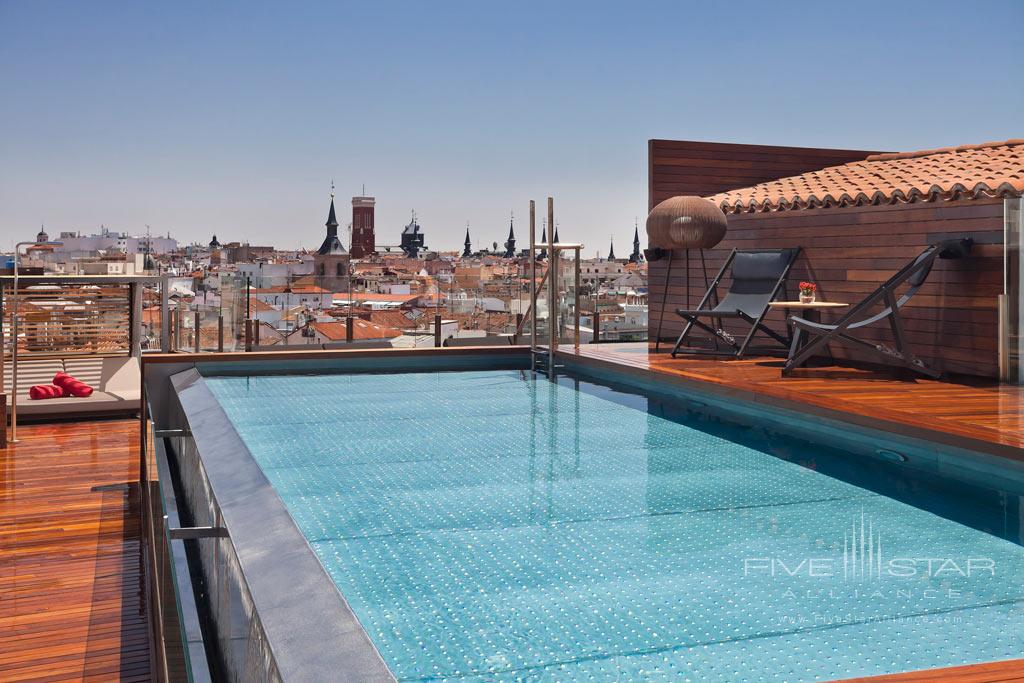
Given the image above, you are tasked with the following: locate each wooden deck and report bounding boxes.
[3,347,1024,682]
[564,343,1024,457]
[838,658,1024,682]
[0,419,152,682]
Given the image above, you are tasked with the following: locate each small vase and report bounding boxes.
[799,292,815,304]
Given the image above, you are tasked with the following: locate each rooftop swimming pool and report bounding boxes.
[203,369,1024,682]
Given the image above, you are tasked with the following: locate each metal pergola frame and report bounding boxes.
[1,272,167,442]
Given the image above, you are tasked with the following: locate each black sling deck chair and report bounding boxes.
[671,248,801,358]
[783,238,973,379]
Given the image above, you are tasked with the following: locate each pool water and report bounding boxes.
[206,370,1024,682]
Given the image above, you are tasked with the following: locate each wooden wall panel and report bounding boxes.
[649,139,882,210]
[648,199,1005,378]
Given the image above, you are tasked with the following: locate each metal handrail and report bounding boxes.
[524,197,582,376]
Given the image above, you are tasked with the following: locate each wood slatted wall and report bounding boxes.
[647,140,1004,378]
[648,200,1004,377]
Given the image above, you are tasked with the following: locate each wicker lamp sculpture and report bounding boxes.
[645,196,728,352]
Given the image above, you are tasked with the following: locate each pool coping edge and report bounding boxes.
[169,368,396,683]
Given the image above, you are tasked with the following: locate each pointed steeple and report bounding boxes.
[463,223,472,258]
[629,219,642,263]
[503,212,516,258]
[553,222,560,244]
[538,220,547,260]
[326,199,338,231]
[318,182,347,255]
[608,236,616,261]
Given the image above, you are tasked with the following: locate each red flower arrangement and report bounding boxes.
[799,281,817,295]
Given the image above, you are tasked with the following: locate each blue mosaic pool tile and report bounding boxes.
[205,371,1024,682]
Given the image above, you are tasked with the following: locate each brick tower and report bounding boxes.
[351,194,376,259]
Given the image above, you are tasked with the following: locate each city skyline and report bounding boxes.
[1,0,1022,253]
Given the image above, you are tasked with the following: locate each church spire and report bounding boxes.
[326,181,338,232]
[608,235,616,261]
[463,222,472,258]
[538,220,547,260]
[629,219,642,263]
[317,181,347,255]
[503,211,516,258]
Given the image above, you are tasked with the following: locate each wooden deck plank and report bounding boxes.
[836,658,1024,682]
[565,344,1024,455]
[0,419,152,683]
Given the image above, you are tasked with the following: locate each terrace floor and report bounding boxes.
[0,419,151,682]
[3,347,1024,681]
[564,343,1024,457]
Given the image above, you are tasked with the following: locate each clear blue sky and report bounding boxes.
[1,1,1021,256]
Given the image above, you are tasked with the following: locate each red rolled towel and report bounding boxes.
[29,384,67,400]
[53,371,94,398]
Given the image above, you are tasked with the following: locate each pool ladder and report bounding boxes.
[531,347,565,377]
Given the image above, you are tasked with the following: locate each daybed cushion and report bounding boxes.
[64,356,141,402]
[13,390,132,416]
[5,356,141,416]
[3,359,65,396]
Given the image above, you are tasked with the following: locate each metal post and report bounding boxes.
[254,318,260,347]
[574,247,580,350]
[6,239,63,442]
[217,314,224,352]
[0,283,4,430]
[244,319,253,351]
[193,310,200,353]
[173,306,181,352]
[346,316,354,343]
[593,311,601,343]
[129,282,143,357]
[10,261,19,442]
[434,313,442,347]
[547,197,555,377]
[529,200,537,372]
[998,293,1009,382]
[514,313,523,345]
[159,275,170,353]
[654,250,673,353]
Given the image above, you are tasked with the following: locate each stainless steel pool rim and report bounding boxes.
[169,368,395,683]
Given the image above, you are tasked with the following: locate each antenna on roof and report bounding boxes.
[330,179,335,198]
[362,183,366,196]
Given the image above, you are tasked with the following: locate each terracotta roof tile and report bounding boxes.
[247,297,277,313]
[364,309,419,330]
[709,139,1024,213]
[253,285,328,294]
[331,292,420,305]
[310,320,402,341]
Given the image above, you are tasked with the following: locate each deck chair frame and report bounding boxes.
[671,247,801,358]
[782,238,973,379]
